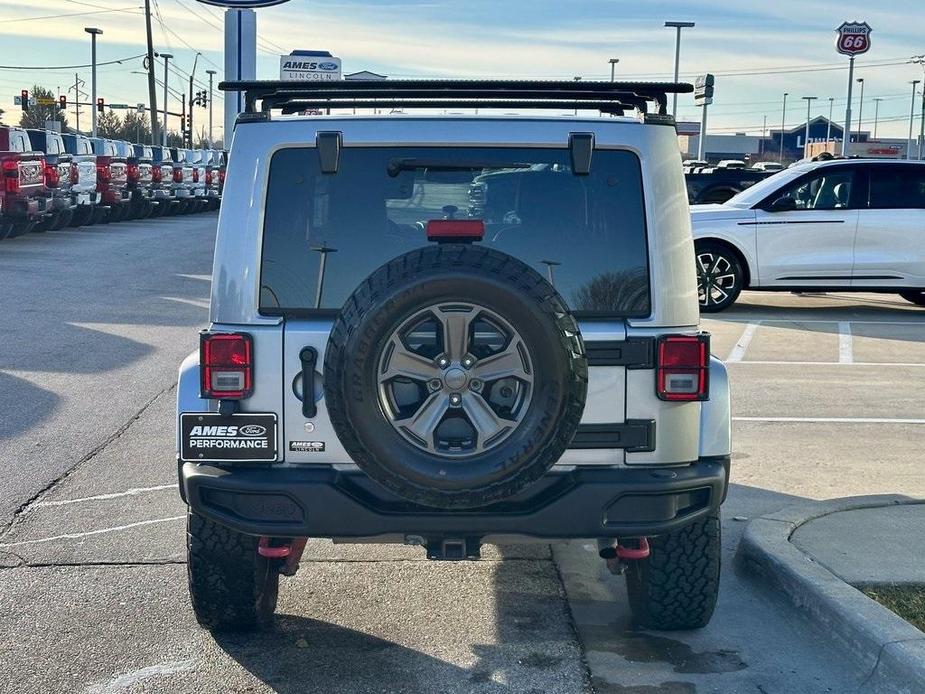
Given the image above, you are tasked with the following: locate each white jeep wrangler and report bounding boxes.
[176,79,731,632]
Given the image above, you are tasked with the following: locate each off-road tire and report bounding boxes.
[625,510,721,630]
[186,510,279,632]
[898,290,925,307]
[325,244,588,510]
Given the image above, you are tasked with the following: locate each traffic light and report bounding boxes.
[59,95,67,111]
[96,98,104,113]
[21,90,28,111]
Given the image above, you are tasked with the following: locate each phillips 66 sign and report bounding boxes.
[835,22,872,56]
[196,0,290,7]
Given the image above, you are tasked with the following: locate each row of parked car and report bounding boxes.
[0,124,226,240]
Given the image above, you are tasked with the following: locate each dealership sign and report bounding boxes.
[280,51,342,81]
[835,21,872,55]
[694,74,714,106]
[196,0,291,7]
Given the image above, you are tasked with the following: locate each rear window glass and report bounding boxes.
[260,146,650,317]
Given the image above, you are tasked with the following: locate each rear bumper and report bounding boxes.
[179,456,729,540]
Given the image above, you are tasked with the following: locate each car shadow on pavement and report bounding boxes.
[0,371,60,440]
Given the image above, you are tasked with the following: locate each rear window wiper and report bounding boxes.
[387,158,533,177]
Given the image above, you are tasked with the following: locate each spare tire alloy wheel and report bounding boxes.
[378,302,533,456]
[325,245,588,510]
[696,246,742,311]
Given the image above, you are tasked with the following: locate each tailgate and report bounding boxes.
[76,159,96,191]
[110,159,127,187]
[17,156,44,194]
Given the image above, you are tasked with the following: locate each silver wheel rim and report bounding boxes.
[377,302,534,457]
[697,252,738,308]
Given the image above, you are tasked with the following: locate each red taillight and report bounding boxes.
[96,159,111,186]
[426,219,485,242]
[70,162,79,185]
[44,159,60,188]
[151,166,162,183]
[200,333,253,399]
[205,170,213,186]
[173,167,183,183]
[126,162,139,183]
[3,157,21,194]
[656,334,710,401]
[192,168,200,183]
[219,168,226,184]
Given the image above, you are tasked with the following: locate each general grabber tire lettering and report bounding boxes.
[324,244,588,510]
[624,510,721,630]
[186,510,279,631]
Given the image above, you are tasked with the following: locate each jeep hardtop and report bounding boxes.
[177,80,731,632]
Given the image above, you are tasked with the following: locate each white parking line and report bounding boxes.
[715,319,924,325]
[175,273,211,282]
[727,361,925,367]
[0,516,185,548]
[733,416,925,424]
[726,322,760,362]
[838,321,853,364]
[160,296,210,309]
[32,484,174,509]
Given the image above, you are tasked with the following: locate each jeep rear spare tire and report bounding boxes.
[324,244,588,510]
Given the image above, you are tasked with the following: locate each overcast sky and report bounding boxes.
[1,0,923,140]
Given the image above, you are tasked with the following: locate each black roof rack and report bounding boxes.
[219,79,693,117]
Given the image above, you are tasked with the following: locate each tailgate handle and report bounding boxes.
[299,347,318,418]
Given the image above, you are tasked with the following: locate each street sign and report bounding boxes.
[35,97,56,106]
[280,52,342,81]
[109,103,128,109]
[13,96,36,107]
[137,103,145,114]
[694,74,714,106]
[835,21,872,56]
[196,0,290,7]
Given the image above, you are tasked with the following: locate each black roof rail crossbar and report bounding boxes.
[218,79,693,116]
[276,100,633,115]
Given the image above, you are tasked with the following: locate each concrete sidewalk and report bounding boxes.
[791,503,925,586]
[739,495,925,693]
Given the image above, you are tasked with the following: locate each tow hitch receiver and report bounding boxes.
[426,537,481,561]
[598,538,651,575]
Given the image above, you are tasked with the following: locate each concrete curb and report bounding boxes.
[737,494,925,693]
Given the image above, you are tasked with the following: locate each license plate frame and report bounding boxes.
[180,412,278,463]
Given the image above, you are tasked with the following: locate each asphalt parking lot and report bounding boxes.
[1,217,923,693]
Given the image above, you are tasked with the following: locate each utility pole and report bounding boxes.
[73,73,81,133]
[206,69,216,146]
[872,97,882,139]
[779,92,788,163]
[159,53,173,146]
[181,93,186,148]
[909,81,921,159]
[608,58,619,82]
[802,96,817,159]
[84,27,103,138]
[665,21,695,117]
[826,97,834,147]
[573,75,581,116]
[841,55,856,155]
[188,52,201,148]
[919,88,925,159]
[143,0,158,145]
[855,78,865,143]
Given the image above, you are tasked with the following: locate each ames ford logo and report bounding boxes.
[239,424,267,437]
[196,0,291,8]
[835,21,872,56]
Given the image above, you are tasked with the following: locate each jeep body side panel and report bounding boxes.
[699,357,731,458]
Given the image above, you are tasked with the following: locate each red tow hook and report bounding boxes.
[598,538,650,575]
[258,537,308,577]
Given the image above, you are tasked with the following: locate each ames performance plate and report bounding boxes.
[180,412,278,462]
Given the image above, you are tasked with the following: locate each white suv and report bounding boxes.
[691,158,925,311]
[176,79,731,632]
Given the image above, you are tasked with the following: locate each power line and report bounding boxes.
[0,54,146,70]
[6,6,143,23]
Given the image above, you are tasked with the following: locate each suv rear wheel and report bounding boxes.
[899,290,925,307]
[625,510,721,630]
[324,244,588,510]
[186,511,279,631]
[696,242,744,313]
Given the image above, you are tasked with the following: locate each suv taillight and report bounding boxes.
[44,159,59,188]
[200,332,253,399]
[3,157,21,194]
[70,162,79,185]
[656,334,710,401]
[173,167,183,183]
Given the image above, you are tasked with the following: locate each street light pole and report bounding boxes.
[206,69,217,146]
[779,92,788,163]
[872,97,882,139]
[188,52,201,148]
[608,58,619,82]
[159,53,173,146]
[802,96,817,159]
[665,21,695,117]
[908,81,920,159]
[855,78,865,143]
[573,75,581,116]
[841,55,855,155]
[84,28,103,138]
[826,97,834,148]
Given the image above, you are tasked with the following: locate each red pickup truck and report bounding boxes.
[0,126,51,239]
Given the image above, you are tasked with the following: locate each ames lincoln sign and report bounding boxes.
[280,51,342,81]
